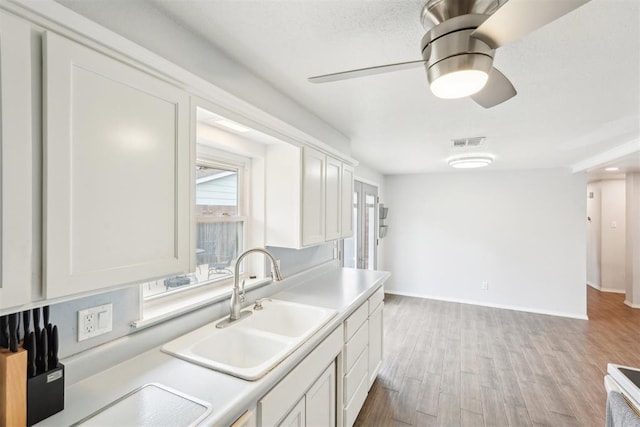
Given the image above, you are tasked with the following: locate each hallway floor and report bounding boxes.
[355,287,640,426]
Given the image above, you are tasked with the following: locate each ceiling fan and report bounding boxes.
[308,0,590,108]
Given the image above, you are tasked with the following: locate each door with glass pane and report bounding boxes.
[343,181,378,270]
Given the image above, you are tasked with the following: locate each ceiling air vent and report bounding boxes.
[452,136,485,148]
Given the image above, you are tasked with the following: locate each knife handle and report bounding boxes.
[27,331,37,377]
[50,325,59,368]
[0,316,7,348]
[33,307,40,331]
[22,310,30,343]
[43,305,50,326]
[40,328,48,373]
[7,314,17,352]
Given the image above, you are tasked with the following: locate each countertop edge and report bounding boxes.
[39,268,391,426]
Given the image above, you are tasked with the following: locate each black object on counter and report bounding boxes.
[33,308,41,337]
[49,325,59,368]
[43,306,49,326]
[27,331,37,377]
[27,363,65,426]
[39,328,48,373]
[0,315,7,348]
[23,310,31,345]
[8,313,18,352]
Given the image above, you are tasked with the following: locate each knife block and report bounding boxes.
[0,347,27,427]
[27,364,64,426]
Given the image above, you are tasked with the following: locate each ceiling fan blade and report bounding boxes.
[308,60,425,84]
[471,67,516,108]
[471,0,590,48]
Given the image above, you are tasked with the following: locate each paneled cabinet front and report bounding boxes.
[43,32,191,299]
[265,144,354,249]
[0,10,34,310]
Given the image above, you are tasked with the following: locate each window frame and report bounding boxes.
[135,146,261,326]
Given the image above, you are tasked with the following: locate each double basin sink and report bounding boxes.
[162,300,336,380]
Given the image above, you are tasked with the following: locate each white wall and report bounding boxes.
[384,169,587,319]
[600,180,627,292]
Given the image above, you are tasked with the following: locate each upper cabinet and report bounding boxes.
[0,11,35,310]
[266,144,354,249]
[42,32,191,299]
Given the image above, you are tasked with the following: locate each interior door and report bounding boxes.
[343,181,378,270]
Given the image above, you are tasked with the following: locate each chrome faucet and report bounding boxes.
[216,247,283,328]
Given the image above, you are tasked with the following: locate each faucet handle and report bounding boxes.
[253,298,272,310]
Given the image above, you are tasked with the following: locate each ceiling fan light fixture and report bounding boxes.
[427,53,492,99]
[448,155,494,169]
[430,69,489,99]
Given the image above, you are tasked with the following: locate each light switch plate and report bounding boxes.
[78,303,113,341]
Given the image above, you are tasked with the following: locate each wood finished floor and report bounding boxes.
[355,287,640,427]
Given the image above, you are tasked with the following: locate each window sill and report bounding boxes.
[132,277,272,329]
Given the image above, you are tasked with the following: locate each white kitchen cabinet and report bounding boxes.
[265,143,354,248]
[340,164,354,238]
[280,398,306,427]
[340,285,384,426]
[302,147,326,246]
[306,363,336,427]
[259,326,342,426]
[325,156,342,241]
[42,32,191,299]
[0,11,35,310]
[368,302,383,386]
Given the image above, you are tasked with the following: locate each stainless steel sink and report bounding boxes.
[161,300,336,380]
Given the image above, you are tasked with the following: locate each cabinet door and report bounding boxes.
[306,362,336,427]
[325,157,342,241]
[0,11,34,309]
[368,302,383,386]
[341,164,354,238]
[43,32,190,299]
[301,147,325,246]
[279,397,306,427]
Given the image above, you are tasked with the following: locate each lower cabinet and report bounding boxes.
[280,398,306,427]
[341,285,385,426]
[258,326,342,426]
[306,364,336,426]
[257,285,385,427]
[368,288,384,386]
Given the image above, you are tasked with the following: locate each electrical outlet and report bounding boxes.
[481,281,489,291]
[78,304,113,341]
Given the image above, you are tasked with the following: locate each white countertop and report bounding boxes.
[39,267,390,426]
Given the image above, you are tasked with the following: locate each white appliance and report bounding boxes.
[605,364,640,414]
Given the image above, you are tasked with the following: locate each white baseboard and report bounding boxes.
[588,282,626,294]
[600,287,626,294]
[385,289,589,320]
[624,300,640,309]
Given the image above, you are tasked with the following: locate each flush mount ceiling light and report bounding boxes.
[424,24,493,99]
[605,167,620,172]
[448,155,494,169]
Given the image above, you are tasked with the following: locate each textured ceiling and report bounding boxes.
[61,0,640,175]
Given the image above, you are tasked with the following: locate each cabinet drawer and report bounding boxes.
[344,303,368,341]
[344,320,368,373]
[368,287,384,314]
[344,345,368,405]
[343,372,369,427]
